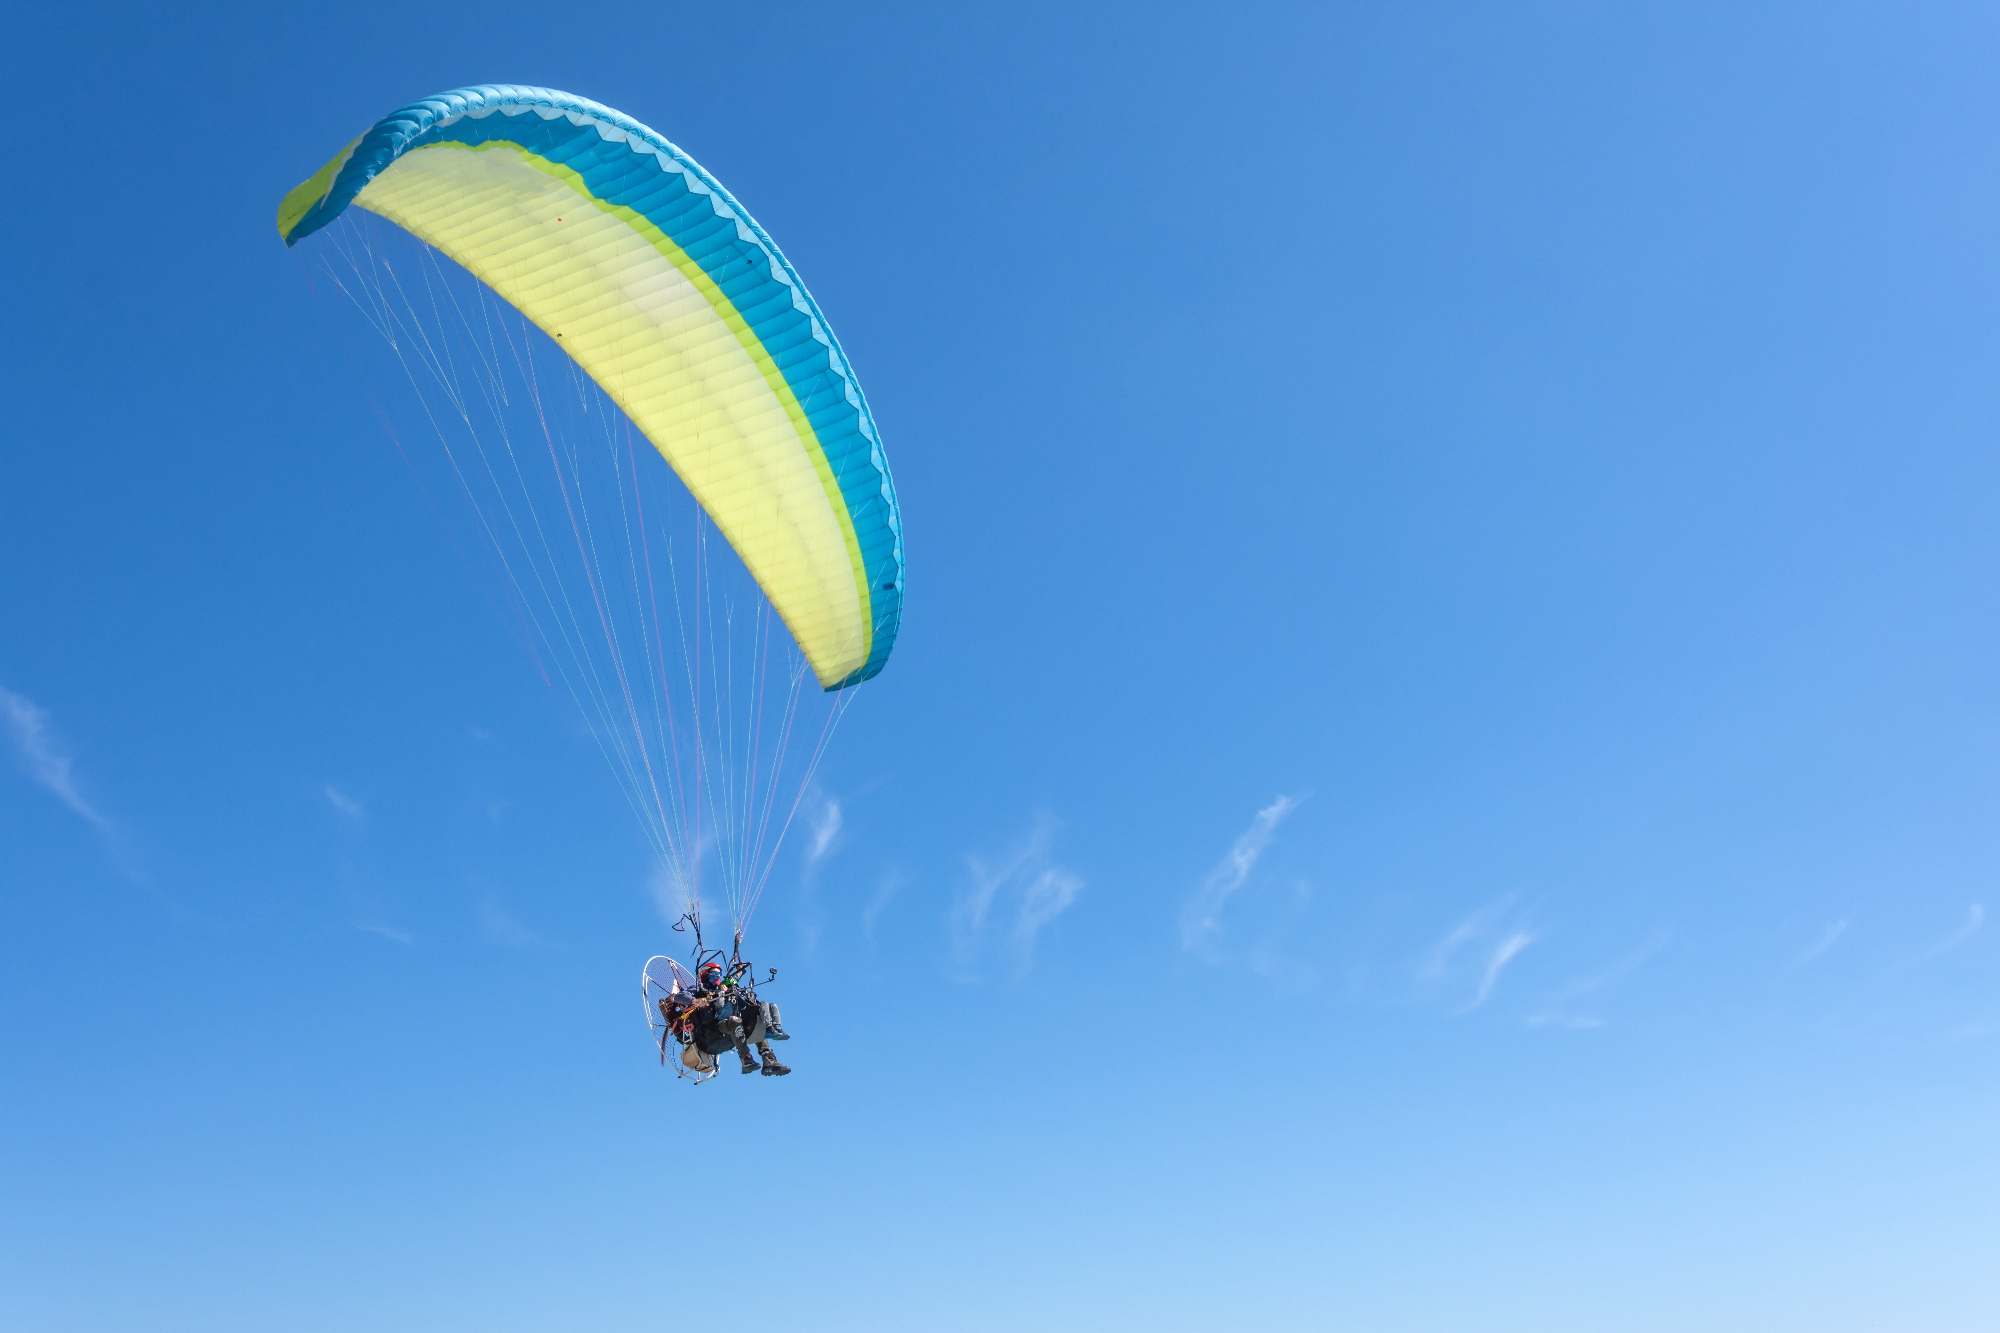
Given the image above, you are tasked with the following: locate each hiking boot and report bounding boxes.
[759,1054,791,1076]
[736,1044,759,1074]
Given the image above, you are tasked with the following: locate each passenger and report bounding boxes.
[685,960,790,1076]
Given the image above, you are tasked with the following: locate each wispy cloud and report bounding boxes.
[806,798,843,869]
[1527,1012,1605,1030]
[792,796,848,953]
[355,921,413,945]
[1930,903,1984,957]
[1876,902,1990,981]
[323,784,365,821]
[953,813,1083,975]
[480,904,543,948]
[1181,795,1303,957]
[0,685,109,830]
[1420,895,1544,1012]
[1469,930,1538,1009]
[1529,932,1667,1028]
[1017,865,1084,944]
[1423,895,1517,980]
[1812,904,1991,1030]
[1791,918,1849,971]
[1936,904,1984,944]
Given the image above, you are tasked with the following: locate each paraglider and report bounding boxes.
[650,956,791,1079]
[278,85,903,1084]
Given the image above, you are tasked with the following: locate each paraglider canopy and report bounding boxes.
[279,84,904,689]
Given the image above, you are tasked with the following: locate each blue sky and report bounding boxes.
[5,3,2000,1329]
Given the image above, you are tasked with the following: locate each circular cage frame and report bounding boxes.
[641,955,718,1085]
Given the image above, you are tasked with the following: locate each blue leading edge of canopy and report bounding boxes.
[282,85,903,688]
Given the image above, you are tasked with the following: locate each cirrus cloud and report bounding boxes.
[0,685,110,831]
